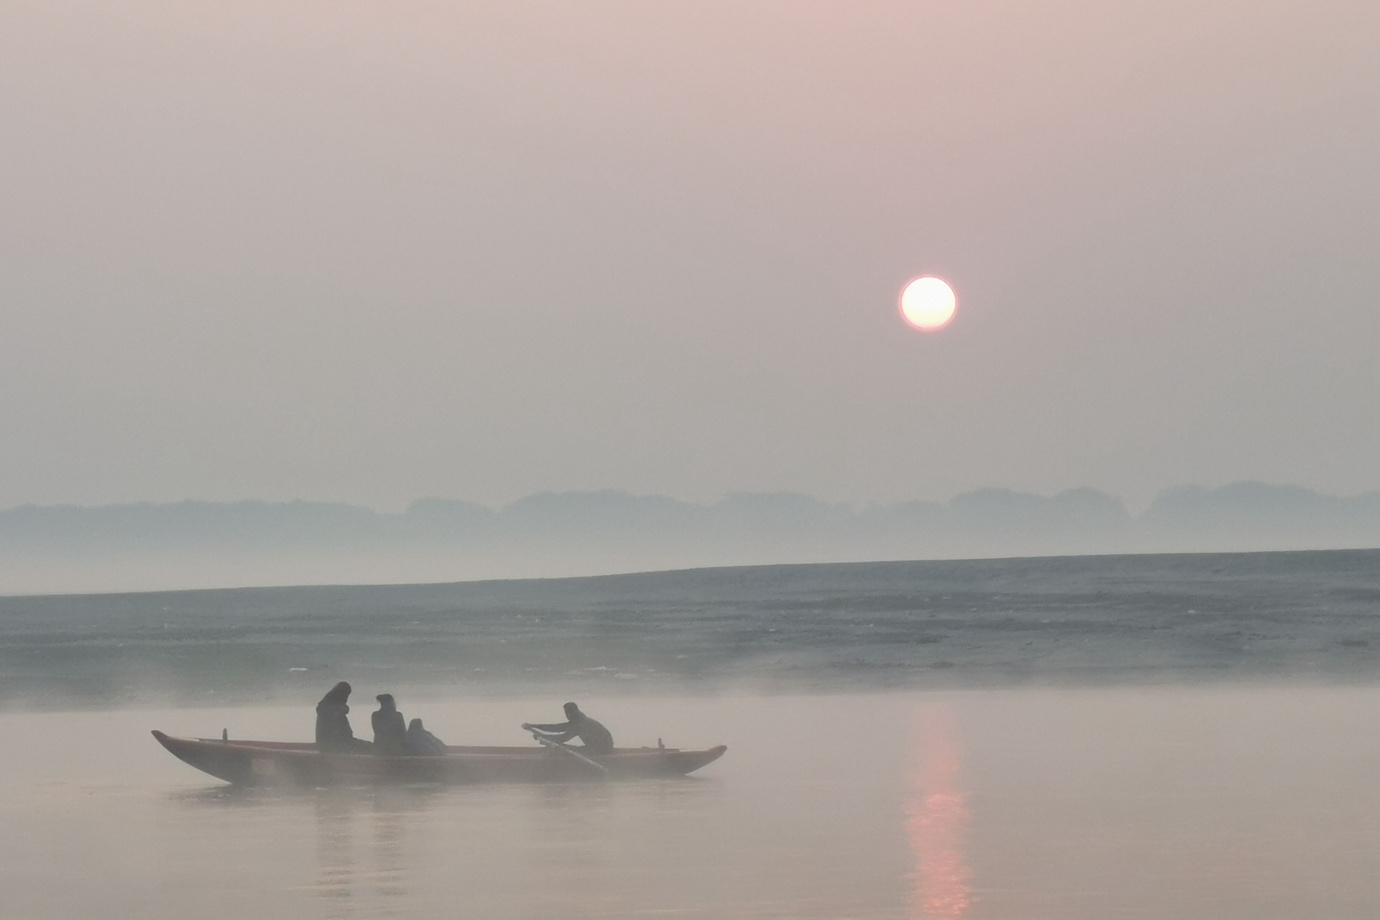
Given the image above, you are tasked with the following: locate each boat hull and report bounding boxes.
[152,731,726,786]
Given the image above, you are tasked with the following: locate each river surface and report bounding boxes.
[4,686,1379,919]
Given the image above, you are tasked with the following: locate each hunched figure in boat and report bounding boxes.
[371,693,407,755]
[522,702,615,755]
[405,717,448,756]
[315,682,372,752]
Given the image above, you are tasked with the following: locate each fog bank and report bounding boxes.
[3,482,1379,594]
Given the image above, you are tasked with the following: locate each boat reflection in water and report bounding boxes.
[312,787,422,920]
[905,703,972,920]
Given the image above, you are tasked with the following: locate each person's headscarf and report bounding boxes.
[321,681,352,705]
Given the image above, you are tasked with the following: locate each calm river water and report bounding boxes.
[3,687,1379,919]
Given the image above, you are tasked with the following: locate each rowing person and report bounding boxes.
[521,701,615,755]
[315,682,373,753]
[371,693,407,755]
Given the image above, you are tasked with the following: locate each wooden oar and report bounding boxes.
[529,732,609,775]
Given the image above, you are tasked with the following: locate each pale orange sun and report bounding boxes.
[900,277,956,331]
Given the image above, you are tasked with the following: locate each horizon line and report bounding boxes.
[4,479,1380,518]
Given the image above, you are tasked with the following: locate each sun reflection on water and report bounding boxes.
[906,704,972,920]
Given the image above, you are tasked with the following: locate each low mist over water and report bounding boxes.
[2,550,1378,709]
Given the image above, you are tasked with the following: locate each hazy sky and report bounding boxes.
[3,0,1376,512]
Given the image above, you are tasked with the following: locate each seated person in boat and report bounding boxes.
[404,717,448,756]
[521,702,615,755]
[315,682,373,753]
[371,693,407,755]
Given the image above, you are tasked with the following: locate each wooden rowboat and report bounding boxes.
[152,731,726,786]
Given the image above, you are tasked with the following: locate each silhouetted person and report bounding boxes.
[522,702,614,755]
[316,682,371,753]
[404,717,447,756]
[371,693,407,755]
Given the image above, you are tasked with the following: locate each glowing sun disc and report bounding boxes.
[900,277,956,330]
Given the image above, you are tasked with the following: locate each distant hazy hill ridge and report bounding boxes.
[1,483,1378,594]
